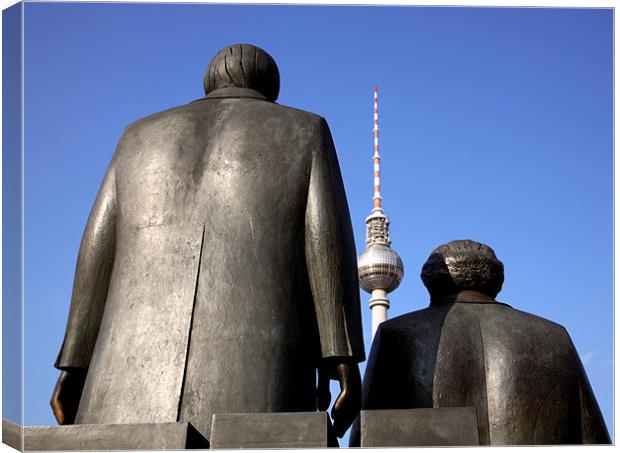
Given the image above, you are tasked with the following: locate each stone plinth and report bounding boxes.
[3,419,22,451]
[2,419,208,451]
[210,412,334,449]
[360,407,480,447]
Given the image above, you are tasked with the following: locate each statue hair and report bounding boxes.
[204,44,280,102]
[420,240,504,300]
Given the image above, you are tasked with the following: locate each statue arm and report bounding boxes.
[568,332,611,444]
[54,160,118,371]
[305,118,365,437]
[51,158,118,424]
[304,117,365,363]
[577,373,611,444]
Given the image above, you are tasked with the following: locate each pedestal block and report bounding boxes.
[360,407,480,447]
[210,412,334,449]
[2,419,208,451]
[3,419,22,451]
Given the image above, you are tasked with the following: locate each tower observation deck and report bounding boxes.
[357,86,404,338]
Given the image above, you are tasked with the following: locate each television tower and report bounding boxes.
[357,86,404,338]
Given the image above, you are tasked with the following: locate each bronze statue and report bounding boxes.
[351,240,610,445]
[51,44,364,440]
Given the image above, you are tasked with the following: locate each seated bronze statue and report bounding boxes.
[351,240,610,446]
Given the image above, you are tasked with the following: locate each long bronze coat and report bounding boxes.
[55,87,365,438]
[352,291,609,445]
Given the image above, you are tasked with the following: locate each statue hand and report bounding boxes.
[50,369,87,425]
[317,359,361,438]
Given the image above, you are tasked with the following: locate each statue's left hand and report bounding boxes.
[317,358,361,438]
[50,369,87,425]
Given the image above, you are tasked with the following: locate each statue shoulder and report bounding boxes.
[376,306,447,339]
[496,305,570,336]
[378,303,572,344]
[114,102,216,155]
[121,103,197,137]
[268,102,326,128]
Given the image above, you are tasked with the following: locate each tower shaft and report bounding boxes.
[371,86,386,335]
[370,288,389,335]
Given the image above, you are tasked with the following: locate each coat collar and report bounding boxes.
[430,290,509,306]
[203,87,270,101]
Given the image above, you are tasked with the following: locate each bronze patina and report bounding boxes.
[351,240,610,446]
[51,44,364,440]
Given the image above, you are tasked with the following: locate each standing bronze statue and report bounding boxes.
[351,240,610,446]
[51,44,364,440]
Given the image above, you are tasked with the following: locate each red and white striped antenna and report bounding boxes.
[373,85,382,210]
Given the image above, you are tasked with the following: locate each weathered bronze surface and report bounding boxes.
[350,240,610,446]
[52,44,364,440]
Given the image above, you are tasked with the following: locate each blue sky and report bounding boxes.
[8,2,613,444]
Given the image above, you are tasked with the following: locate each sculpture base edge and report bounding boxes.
[360,407,480,447]
[2,418,209,451]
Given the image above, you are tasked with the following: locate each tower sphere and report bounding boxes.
[358,243,404,293]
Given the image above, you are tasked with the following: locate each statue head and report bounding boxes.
[420,239,504,301]
[204,44,280,102]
